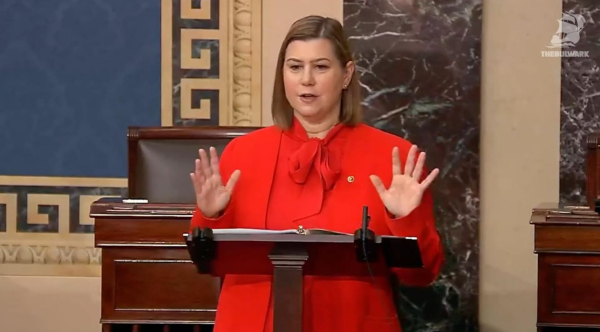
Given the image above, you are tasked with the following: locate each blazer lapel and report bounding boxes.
[251,127,282,229]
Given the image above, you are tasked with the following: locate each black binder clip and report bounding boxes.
[186,227,216,274]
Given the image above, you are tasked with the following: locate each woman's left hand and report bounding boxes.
[370,145,439,219]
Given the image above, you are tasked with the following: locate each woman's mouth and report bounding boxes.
[299,93,318,103]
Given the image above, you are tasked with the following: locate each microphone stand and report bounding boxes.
[354,206,378,262]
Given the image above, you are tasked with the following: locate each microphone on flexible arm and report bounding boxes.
[354,205,398,330]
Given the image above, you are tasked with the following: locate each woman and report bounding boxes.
[189,15,443,332]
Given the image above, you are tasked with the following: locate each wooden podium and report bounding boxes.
[529,132,600,331]
[92,199,423,332]
[185,222,422,332]
[530,203,600,331]
[92,199,219,332]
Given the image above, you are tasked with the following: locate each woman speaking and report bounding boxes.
[189,15,444,332]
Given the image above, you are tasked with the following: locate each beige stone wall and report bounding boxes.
[0,276,101,332]
[479,0,562,331]
[0,0,563,331]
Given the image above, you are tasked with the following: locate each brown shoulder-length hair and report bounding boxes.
[271,15,362,129]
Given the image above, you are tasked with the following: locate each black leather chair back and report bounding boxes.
[127,126,259,203]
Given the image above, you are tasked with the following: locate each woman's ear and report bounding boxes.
[343,61,355,87]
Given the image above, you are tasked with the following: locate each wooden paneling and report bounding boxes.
[539,255,600,321]
[113,261,219,311]
[535,226,600,253]
[532,203,600,330]
[92,204,219,329]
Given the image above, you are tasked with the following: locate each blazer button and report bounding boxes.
[347,176,355,183]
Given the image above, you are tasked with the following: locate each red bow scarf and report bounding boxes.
[285,118,347,221]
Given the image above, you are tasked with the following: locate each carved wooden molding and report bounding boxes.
[0,243,101,276]
[162,0,262,127]
[230,0,262,126]
[0,244,101,265]
[0,176,125,276]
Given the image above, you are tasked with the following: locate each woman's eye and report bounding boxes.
[316,65,329,70]
[290,65,301,70]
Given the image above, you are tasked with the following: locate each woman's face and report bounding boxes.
[283,38,353,122]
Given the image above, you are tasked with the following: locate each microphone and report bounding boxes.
[359,206,375,304]
[355,206,398,329]
[354,206,376,262]
[361,206,370,242]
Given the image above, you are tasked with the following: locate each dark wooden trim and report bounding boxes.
[94,217,191,247]
[128,127,140,198]
[587,133,599,208]
[270,243,307,332]
[101,320,214,325]
[586,133,600,209]
[535,225,600,253]
[534,250,600,255]
[128,126,261,140]
[537,322,600,328]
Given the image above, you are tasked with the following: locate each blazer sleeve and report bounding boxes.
[189,138,238,232]
[384,185,444,287]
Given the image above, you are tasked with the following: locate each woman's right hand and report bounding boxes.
[190,147,241,218]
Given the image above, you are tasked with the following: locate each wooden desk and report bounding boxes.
[531,203,600,331]
[92,200,219,332]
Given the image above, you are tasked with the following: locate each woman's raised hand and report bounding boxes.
[190,147,241,218]
[370,145,439,219]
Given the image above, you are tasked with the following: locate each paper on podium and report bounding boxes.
[211,227,350,236]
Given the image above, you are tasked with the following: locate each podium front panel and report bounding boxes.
[532,205,600,330]
[101,247,220,324]
[538,253,600,327]
[92,212,221,327]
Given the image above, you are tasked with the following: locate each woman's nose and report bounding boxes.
[301,68,315,86]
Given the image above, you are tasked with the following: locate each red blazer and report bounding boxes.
[190,123,444,332]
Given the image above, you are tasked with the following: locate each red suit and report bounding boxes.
[190,118,444,332]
